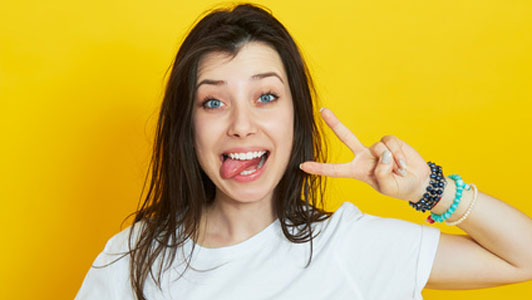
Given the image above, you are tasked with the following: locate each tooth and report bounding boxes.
[226,151,268,160]
[240,168,257,175]
[258,154,265,168]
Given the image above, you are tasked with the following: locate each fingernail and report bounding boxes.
[299,163,303,170]
[399,159,407,170]
[382,150,392,164]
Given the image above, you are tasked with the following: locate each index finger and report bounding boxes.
[320,107,366,154]
[299,161,353,178]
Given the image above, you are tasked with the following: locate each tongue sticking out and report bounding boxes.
[220,156,263,179]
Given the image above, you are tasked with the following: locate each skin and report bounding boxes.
[192,41,294,248]
[300,108,532,289]
[191,41,532,289]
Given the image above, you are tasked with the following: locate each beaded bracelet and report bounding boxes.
[428,174,471,224]
[445,183,478,226]
[408,162,446,213]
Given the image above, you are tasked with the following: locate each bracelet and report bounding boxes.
[445,183,478,226]
[428,174,471,224]
[408,161,446,213]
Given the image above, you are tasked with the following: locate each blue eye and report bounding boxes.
[203,99,224,109]
[202,92,278,110]
[258,93,278,103]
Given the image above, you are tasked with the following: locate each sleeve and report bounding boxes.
[335,203,440,300]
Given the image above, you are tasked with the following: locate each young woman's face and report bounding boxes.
[193,41,294,205]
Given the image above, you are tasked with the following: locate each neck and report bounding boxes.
[197,193,277,248]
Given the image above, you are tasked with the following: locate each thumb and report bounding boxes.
[373,149,397,193]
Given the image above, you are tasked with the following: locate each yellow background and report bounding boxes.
[2,0,531,299]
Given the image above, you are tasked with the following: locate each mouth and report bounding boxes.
[219,150,271,180]
[221,150,270,162]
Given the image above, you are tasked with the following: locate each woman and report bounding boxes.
[75,3,532,300]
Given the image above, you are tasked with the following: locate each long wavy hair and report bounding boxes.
[124,3,331,299]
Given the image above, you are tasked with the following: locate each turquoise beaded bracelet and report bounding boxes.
[429,174,471,223]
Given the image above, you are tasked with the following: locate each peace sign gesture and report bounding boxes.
[299,108,431,202]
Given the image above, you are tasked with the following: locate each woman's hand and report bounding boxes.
[299,107,431,202]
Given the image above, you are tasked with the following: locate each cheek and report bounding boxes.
[192,118,212,163]
[283,101,295,139]
[193,115,225,165]
[266,106,294,149]
[193,112,214,143]
[282,112,294,144]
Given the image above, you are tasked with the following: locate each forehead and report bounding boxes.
[196,42,287,83]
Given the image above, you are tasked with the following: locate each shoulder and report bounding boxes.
[75,223,146,300]
[308,202,363,246]
[333,201,364,220]
[329,201,440,255]
[334,201,438,236]
[93,221,146,266]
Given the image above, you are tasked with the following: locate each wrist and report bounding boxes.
[430,176,473,223]
[430,176,455,214]
[408,162,442,208]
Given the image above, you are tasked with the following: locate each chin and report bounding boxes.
[221,187,273,204]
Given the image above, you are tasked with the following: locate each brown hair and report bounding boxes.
[125,3,331,299]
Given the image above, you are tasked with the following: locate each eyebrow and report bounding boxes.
[196,72,284,89]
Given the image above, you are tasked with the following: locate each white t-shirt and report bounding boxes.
[75,202,440,300]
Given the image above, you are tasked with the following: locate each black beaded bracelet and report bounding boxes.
[408,161,447,213]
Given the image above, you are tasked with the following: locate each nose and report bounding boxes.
[227,103,257,138]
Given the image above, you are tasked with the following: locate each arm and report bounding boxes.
[425,177,532,289]
[299,107,532,289]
